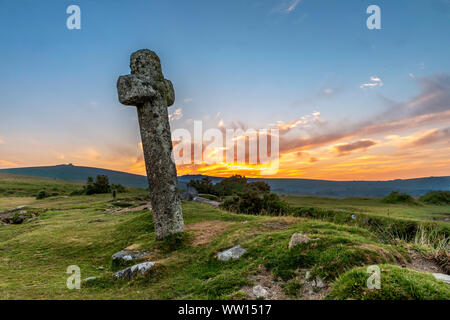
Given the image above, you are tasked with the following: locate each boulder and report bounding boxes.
[217,245,246,261]
[113,262,156,280]
[252,285,268,298]
[288,233,311,249]
[432,273,450,284]
[112,250,148,263]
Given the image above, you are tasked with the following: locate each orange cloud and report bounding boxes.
[405,127,450,148]
[333,140,377,156]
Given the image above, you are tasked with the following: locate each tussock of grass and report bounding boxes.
[327,264,450,300]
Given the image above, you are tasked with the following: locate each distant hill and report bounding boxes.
[0,164,149,189]
[1,165,449,197]
[179,175,450,198]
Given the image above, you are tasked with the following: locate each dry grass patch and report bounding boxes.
[185,220,235,246]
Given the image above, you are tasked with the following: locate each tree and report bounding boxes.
[246,182,270,194]
[94,175,111,194]
[85,176,96,195]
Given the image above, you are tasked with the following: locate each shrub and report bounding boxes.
[188,177,215,195]
[419,191,450,205]
[93,175,111,194]
[187,176,270,198]
[111,184,127,193]
[70,189,85,196]
[36,190,49,200]
[382,191,415,204]
[220,191,289,216]
[72,175,113,196]
[245,182,270,194]
[214,175,247,196]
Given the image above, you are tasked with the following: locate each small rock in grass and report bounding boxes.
[252,285,268,298]
[83,277,97,283]
[217,246,246,261]
[313,277,325,288]
[305,271,311,280]
[113,262,156,280]
[112,250,148,263]
[432,273,450,284]
[288,233,311,249]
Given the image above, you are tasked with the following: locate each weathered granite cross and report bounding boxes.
[117,49,184,240]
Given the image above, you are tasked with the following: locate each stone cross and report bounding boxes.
[117,49,184,240]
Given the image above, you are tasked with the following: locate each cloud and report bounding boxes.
[272,0,302,14]
[183,98,193,103]
[360,76,384,89]
[169,108,183,121]
[272,111,322,134]
[0,160,17,168]
[286,0,301,12]
[333,140,377,156]
[404,127,450,148]
[279,73,450,154]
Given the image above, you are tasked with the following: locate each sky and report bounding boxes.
[0,0,449,180]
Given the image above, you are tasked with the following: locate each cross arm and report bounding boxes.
[117,74,157,106]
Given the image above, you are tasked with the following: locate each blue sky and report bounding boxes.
[0,0,449,179]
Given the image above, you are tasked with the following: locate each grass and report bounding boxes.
[281,194,450,222]
[0,174,448,300]
[0,173,82,199]
[327,264,450,300]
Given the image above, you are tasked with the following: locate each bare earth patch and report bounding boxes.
[261,217,299,230]
[242,266,333,300]
[406,248,445,274]
[241,266,286,300]
[111,204,151,215]
[185,220,235,246]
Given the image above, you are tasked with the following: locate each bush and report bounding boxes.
[72,175,113,196]
[419,191,450,205]
[93,175,111,194]
[187,175,270,198]
[36,190,49,200]
[70,189,85,196]
[245,182,270,194]
[188,177,215,195]
[111,184,127,193]
[382,191,415,204]
[220,191,289,216]
[214,175,248,197]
